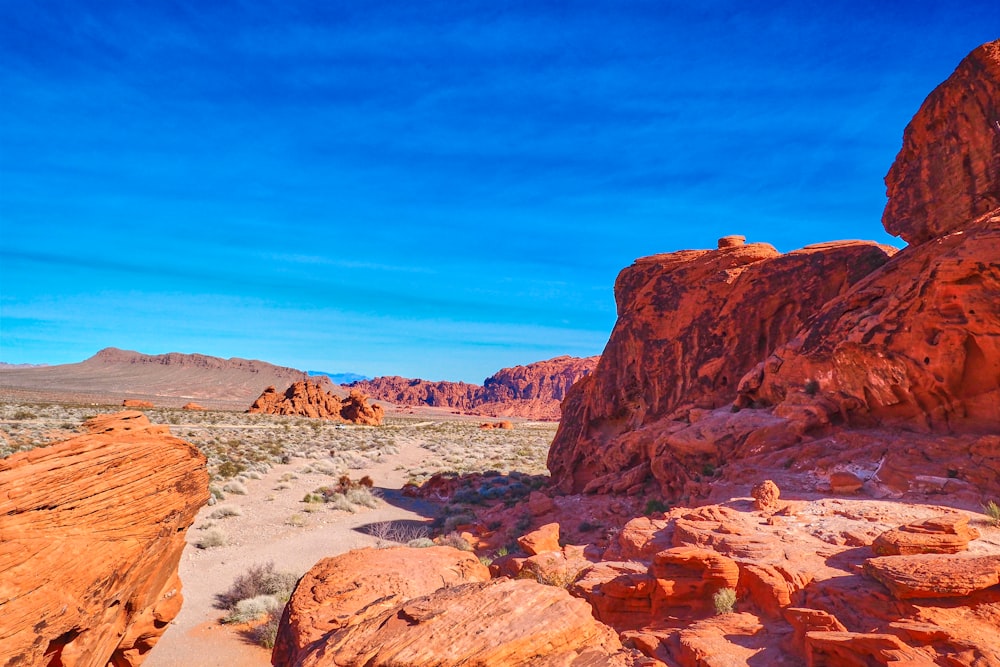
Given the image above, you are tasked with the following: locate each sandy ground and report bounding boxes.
[146,435,441,667]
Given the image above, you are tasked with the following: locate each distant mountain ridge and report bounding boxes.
[0,347,336,408]
[349,355,600,421]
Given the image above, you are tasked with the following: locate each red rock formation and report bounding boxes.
[479,420,513,430]
[350,355,599,421]
[181,402,206,410]
[864,553,1000,599]
[248,381,384,425]
[122,398,154,408]
[871,514,980,555]
[279,577,638,667]
[883,40,1000,244]
[0,411,208,667]
[549,239,893,494]
[272,547,490,665]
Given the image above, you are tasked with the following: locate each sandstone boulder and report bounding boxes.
[122,398,154,408]
[0,411,207,667]
[271,546,489,665]
[181,402,207,410]
[279,578,635,667]
[871,514,980,555]
[864,553,1000,599]
[751,480,780,512]
[517,522,561,556]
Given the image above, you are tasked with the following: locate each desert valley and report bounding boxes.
[2,36,1000,667]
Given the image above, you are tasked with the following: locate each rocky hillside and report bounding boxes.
[0,411,208,666]
[0,347,336,408]
[350,355,600,421]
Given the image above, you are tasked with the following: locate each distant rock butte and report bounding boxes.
[248,380,385,425]
[122,398,154,408]
[0,411,208,666]
[350,355,600,421]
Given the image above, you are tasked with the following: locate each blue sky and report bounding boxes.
[1,2,997,382]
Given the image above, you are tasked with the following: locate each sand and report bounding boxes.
[145,435,440,667]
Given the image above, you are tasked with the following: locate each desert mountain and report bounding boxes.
[350,355,600,420]
[0,347,338,409]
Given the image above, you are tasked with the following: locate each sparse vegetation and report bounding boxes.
[984,500,1000,527]
[713,587,737,615]
[644,499,669,515]
[216,562,299,648]
[209,506,243,519]
[196,528,228,549]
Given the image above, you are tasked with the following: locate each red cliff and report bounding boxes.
[248,381,385,425]
[351,355,599,421]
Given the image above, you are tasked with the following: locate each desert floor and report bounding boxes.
[146,435,443,667]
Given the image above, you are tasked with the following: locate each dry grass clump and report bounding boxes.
[209,506,242,519]
[216,562,299,648]
[196,528,228,549]
[713,587,737,615]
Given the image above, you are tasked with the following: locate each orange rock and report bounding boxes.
[650,547,740,612]
[271,546,490,665]
[751,480,780,512]
[479,420,513,429]
[830,471,864,494]
[0,411,207,667]
[871,514,980,555]
[676,612,765,667]
[181,401,206,410]
[281,579,636,667]
[804,631,934,665]
[248,381,384,425]
[122,398,154,408]
[549,240,893,495]
[864,553,1000,599]
[573,561,656,629]
[518,522,561,555]
[883,40,1000,244]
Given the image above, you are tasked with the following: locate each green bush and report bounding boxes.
[713,587,737,615]
[984,500,1000,527]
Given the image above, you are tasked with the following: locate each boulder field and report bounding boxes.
[273,40,1000,666]
[0,411,208,667]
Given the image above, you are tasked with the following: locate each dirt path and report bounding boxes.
[146,437,439,667]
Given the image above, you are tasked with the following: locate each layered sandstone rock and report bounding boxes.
[248,381,384,425]
[273,551,638,667]
[883,40,1000,244]
[871,514,980,555]
[271,547,490,665]
[0,411,208,667]
[548,240,893,493]
[351,355,599,420]
[122,398,154,408]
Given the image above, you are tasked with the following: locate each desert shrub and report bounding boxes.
[713,587,737,615]
[217,461,246,479]
[216,562,299,609]
[437,532,473,551]
[209,506,242,519]
[249,608,282,648]
[644,499,669,515]
[984,500,1000,527]
[368,521,429,546]
[274,482,292,490]
[325,493,355,513]
[222,595,281,624]
[443,512,477,533]
[286,513,307,526]
[407,537,436,548]
[196,529,228,549]
[12,410,36,420]
[525,565,583,589]
[346,486,379,509]
[302,492,324,504]
[578,521,601,533]
[223,481,248,495]
[209,485,226,501]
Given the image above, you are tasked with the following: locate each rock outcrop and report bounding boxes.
[248,381,384,425]
[350,355,599,420]
[122,398,154,408]
[882,40,1000,244]
[0,411,208,667]
[548,38,1000,501]
[273,548,639,667]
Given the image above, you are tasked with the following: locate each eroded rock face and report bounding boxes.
[351,355,599,420]
[883,40,1000,244]
[0,411,208,667]
[248,381,384,425]
[549,240,893,493]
